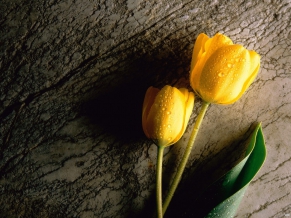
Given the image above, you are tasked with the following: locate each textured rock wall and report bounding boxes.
[1,0,291,217]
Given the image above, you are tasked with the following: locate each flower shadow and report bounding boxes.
[80,47,191,144]
[81,79,147,143]
[79,40,194,218]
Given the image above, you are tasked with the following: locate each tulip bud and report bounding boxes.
[190,33,260,104]
[142,85,194,147]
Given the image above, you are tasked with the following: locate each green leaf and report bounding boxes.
[201,123,267,217]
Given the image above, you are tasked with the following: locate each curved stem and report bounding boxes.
[156,145,165,218]
[162,101,210,215]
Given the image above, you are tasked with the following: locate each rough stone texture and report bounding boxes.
[0,0,291,217]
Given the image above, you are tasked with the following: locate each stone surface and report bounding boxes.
[1,0,291,217]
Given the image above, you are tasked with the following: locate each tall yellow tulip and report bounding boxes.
[142,85,194,147]
[162,34,261,214]
[190,33,260,104]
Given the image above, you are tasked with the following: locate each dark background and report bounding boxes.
[1,0,291,217]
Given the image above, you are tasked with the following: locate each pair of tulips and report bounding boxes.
[143,32,260,147]
[142,33,260,217]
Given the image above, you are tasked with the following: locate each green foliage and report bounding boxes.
[204,123,266,217]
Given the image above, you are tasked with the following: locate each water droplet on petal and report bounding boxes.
[218,72,225,77]
[227,63,233,68]
[166,111,171,115]
[167,124,171,128]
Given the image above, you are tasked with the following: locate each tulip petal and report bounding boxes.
[198,45,251,104]
[191,33,209,72]
[178,87,189,102]
[172,89,195,144]
[146,86,186,146]
[248,50,261,78]
[190,33,233,100]
[184,92,195,127]
[190,33,260,105]
[142,86,194,146]
[190,53,207,97]
[142,86,159,138]
[204,33,233,61]
[224,51,260,104]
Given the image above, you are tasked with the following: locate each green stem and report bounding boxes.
[156,145,165,218]
[162,101,210,215]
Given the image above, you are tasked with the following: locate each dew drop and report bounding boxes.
[227,63,233,68]
[166,111,171,115]
[218,72,225,77]
[167,124,171,128]
[168,137,172,141]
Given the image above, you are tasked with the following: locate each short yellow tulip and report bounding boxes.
[190,33,260,104]
[142,85,194,147]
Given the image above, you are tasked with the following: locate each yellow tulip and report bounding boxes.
[142,85,194,147]
[190,33,260,104]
